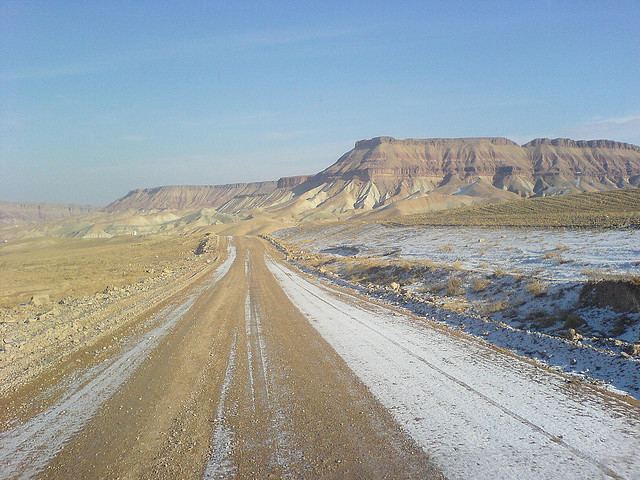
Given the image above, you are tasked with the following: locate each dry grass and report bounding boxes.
[0,233,209,308]
[542,250,563,261]
[482,300,508,314]
[526,279,548,297]
[493,268,508,278]
[471,278,491,292]
[450,260,464,270]
[446,277,465,296]
[440,298,469,313]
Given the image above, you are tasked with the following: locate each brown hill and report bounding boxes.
[395,188,640,228]
[106,136,640,219]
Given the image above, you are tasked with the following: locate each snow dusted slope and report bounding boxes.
[276,224,640,282]
[267,257,640,480]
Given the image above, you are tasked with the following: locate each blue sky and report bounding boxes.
[1,1,639,205]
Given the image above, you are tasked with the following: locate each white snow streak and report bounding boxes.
[203,332,238,480]
[267,257,640,480]
[244,257,256,411]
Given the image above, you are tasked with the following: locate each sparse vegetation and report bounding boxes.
[526,279,547,297]
[393,188,640,228]
[265,233,640,351]
[471,278,490,292]
[446,277,465,296]
[563,312,585,329]
[0,234,211,308]
[580,277,640,312]
[483,300,508,314]
[493,268,507,278]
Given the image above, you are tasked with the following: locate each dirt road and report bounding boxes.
[0,238,440,479]
[1,237,638,479]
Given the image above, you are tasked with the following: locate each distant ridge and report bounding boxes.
[523,138,640,151]
[0,201,97,224]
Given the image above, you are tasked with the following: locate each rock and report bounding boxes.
[623,343,640,357]
[103,285,121,294]
[29,294,50,307]
[566,328,583,342]
[389,282,401,292]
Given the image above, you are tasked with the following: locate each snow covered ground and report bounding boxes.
[267,257,640,480]
[275,224,640,282]
[271,224,640,397]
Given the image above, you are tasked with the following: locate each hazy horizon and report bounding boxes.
[1,1,639,205]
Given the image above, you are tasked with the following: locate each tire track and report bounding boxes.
[203,332,238,480]
[244,252,303,475]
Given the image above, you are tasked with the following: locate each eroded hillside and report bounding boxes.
[105,136,640,220]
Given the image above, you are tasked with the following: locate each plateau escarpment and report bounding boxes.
[106,136,640,219]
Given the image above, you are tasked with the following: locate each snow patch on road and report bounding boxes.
[214,242,236,283]
[203,332,238,480]
[244,292,256,412]
[267,257,640,480]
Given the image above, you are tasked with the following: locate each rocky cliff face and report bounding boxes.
[304,136,640,203]
[106,136,640,218]
[106,182,278,211]
[276,175,311,189]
